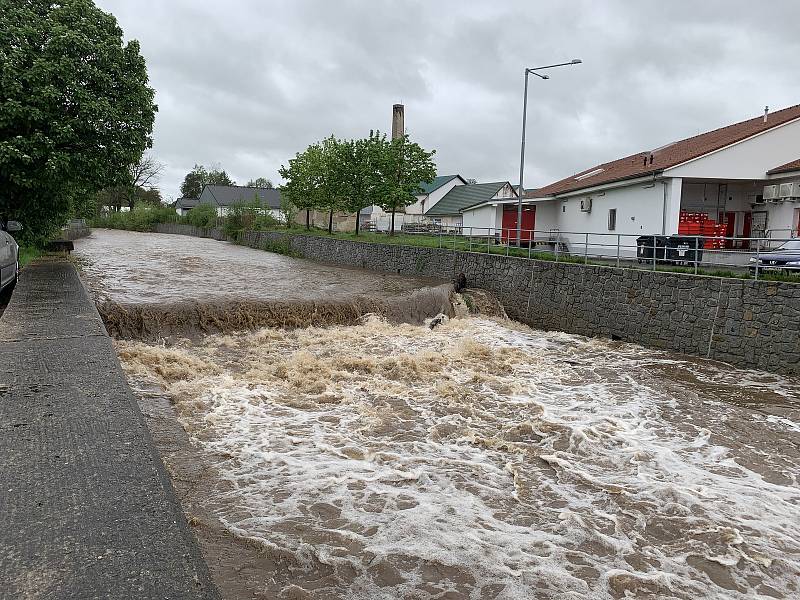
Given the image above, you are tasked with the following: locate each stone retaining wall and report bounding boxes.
[152,223,800,374]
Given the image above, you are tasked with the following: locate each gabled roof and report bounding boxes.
[530,104,800,198]
[199,184,282,209]
[175,197,199,209]
[426,182,510,216]
[417,174,465,195]
[768,159,800,175]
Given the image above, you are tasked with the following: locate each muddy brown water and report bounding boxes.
[76,230,800,599]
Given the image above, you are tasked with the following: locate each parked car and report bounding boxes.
[0,221,22,296]
[749,239,800,274]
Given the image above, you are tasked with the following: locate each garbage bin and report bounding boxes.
[666,236,703,266]
[636,235,667,263]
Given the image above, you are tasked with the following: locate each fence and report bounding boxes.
[392,225,800,281]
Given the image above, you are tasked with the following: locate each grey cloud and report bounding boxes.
[95,0,800,200]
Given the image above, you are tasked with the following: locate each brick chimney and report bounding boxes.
[392,104,404,139]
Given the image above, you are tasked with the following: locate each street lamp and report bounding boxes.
[516,59,582,246]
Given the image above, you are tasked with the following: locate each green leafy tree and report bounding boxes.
[207,168,234,186]
[246,177,274,189]
[279,143,325,230]
[376,134,436,235]
[180,165,208,198]
[0,0,157,243]
[278,194,297,228]
[338,132,383,235]
[180,164,234,198]
[317,136,348,234]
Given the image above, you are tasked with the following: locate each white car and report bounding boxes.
[0,221,22,296]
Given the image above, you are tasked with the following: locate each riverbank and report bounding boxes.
[0,258,219,599]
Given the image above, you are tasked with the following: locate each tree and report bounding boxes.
[246,177,274,189]
[207,168,234,186]
[180,165,208,198]
[338,132,383,235]
[125,153,163,210]
[317,136,348,234]
[0,0,156,243]
[279,144,325,230]
[376,134,436,235]
[278,194,297,228]
[180,164,234,198]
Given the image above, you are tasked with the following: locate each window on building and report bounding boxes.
[608,208,617,231]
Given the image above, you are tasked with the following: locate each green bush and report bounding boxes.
[91,205,177,231]
[222,201,280,238]
[185,203,217,228]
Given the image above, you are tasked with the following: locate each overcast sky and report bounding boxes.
[95,0,800,201]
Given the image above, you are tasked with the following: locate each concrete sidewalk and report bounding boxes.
[0,260,218,599]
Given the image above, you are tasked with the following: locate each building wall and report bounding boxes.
[665,118,800,180]
[152,223,800,375]
[553,181,667,253]
[532,200,560,234]
[462,205,500,232]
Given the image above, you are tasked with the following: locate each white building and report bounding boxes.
[196,184,284,221]
[463,104,800,253]
[364,175,467,231]
[364,175,519,231]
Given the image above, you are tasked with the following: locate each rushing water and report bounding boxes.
[76,229,800,599]
[74,229,439,305]
[117,317,800,599]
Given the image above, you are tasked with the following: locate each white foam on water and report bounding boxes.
[117,316,800,599]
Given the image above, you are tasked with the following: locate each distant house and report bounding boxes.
[463,104,800,250]
[363,176,517,231]
[174,197,199,216]
[426,181,517,228]
[405,175,469,216]
[365,175,467,231]
[196,184,283,220]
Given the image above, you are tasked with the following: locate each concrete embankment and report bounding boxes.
[154,223,800,374]
[0,260,218,599]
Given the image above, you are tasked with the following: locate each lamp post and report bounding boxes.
[516,59,582,246]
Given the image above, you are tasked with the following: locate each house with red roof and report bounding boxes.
[462,105,800,253]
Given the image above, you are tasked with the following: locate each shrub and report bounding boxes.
[91,205,177,231]
[222,201,280,238]
[185,203,217,228]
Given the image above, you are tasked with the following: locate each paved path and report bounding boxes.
[0,260,219,599]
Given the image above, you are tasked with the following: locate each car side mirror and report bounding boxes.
[5,221,23,232]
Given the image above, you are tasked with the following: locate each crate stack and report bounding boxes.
[678,211,726,249]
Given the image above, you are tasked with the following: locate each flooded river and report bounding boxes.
[77,230,800,599]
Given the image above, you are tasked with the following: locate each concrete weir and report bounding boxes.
[0,261,219,599]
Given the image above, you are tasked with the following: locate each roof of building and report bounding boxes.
[199,184,282,209]
[529,104,800,198]
[417,175,465,195]
[768,158,800,175]
[426,182,509,216]
[175,197,199,209]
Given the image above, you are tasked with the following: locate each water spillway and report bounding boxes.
[73,230,800,599]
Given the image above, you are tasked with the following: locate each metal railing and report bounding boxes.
[392,225,800,281]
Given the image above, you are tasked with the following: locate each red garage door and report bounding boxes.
[501,205,536,245]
